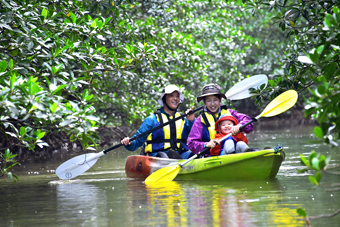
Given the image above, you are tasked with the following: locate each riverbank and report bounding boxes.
[1,104,317,163]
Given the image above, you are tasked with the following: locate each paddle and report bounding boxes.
[144,89,298,183]
[56,75,268,180]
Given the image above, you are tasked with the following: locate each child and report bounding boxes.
[210,114,249,156]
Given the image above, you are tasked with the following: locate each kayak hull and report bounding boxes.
[125,149,285,181]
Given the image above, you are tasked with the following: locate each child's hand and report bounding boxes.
[231,125,241,135]
[205,139,219,148]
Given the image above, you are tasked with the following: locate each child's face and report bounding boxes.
[219,120,234,134]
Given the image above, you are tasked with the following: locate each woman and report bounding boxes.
[121,84,195,159]
[188,83,253,155]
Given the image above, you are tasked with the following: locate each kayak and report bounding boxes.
[125,148,285,181]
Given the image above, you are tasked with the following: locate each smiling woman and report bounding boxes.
[188,83,254,156]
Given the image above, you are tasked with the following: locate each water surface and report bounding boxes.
[1,125,339,226]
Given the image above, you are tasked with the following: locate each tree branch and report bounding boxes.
[309,209,340,220]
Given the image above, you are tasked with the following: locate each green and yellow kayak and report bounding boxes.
[125,148,285,181]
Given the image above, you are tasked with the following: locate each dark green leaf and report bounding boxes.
[323,62,337,80]
[317,85,326,95]
[314,171,322,183]
[0,60,7,72]
[296,208,307,217]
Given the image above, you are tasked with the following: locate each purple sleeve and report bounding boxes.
[229,109,253,133]
[188,115,206,154]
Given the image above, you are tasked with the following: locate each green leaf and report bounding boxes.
[297,168,310,173]
[315,171,322,183]
[51,84,67,95]
[52,63,63,74]
[70,134,76,142]
[41,8,48,20]
[49,102,58,113]
[296,208,307,217]
[44,76,50,88]
[20,127,26,137]
[317,84,326,95]
[10,73,16,92]
[70,12,77,24]
[0,60,7,72]
[316,45,325,55]
[85,94,93,101]
[104,17,112,25]
[323,62,337,80]
[91,20,97,28]
[308,175,319,185]
[308,50,319,63]
[28,77,41,96]
[311,157,320,170]
[333,7,340,14]
[300,154,309,166]
[37,132,46,140]
[318,108,328,124]
[98,21,103,29]
[9,59,13,69]
[325,14,337,27]
[314,127,324,138]
[309,151,317,164]
[319,155,326,169]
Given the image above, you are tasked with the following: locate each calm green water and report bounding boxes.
[1,126,339,227]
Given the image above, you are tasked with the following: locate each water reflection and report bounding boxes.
[53,181,108,226]
[3,126,338,226]
[125,180,305,226]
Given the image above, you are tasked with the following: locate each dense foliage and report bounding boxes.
[1,0,278,157]
[242,0,340,223]
[0,0,161,154]
[244,0,340,143]
[1,0,339,179]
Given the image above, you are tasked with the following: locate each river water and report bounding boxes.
[1,125,339,227]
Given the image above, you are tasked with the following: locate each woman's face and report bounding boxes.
[165,91,180,110]
[204,95,221,114]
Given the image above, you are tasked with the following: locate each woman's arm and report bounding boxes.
[187,116,206,154]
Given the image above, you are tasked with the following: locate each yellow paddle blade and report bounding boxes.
[145,181,181,190]
[260,90,298,117]
[144,165,181,183]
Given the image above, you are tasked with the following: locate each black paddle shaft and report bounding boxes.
[103,106,204,154]
[195,117,257,157]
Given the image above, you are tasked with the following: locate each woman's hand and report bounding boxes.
[121,137,132,146]
[205,139,219,148]
[185,107,195,122]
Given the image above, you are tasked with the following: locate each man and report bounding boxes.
[121,85,195,159]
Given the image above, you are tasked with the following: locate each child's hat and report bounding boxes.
[215,114,239,132]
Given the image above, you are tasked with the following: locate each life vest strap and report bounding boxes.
[145,138,187,144]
